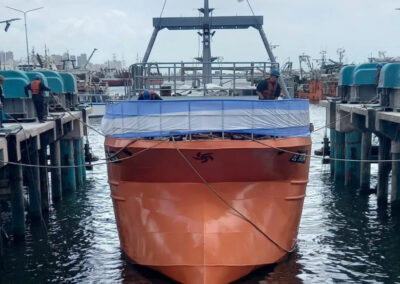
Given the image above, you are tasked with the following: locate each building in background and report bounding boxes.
[51,54,63,66]
[0,51,15,69]
[77,53,88,68]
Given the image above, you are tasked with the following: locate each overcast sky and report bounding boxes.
[1,0,400,67]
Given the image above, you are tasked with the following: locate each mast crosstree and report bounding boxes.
[142,0,290,97]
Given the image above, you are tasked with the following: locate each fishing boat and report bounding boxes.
[102,99,311,284]
[296,52,342,101]
[103,1,311,283]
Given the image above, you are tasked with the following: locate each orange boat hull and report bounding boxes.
[105,137,311,283]
[298,79,338,101]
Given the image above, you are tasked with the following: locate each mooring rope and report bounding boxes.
[171,136,297,253]
[312,97,379,133]
[251,139,398,163]
[48,92,105,137]
[0,138,169,169]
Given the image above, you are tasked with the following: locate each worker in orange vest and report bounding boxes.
[256,70,282,100]
[24,76,51,123]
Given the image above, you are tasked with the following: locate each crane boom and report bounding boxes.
[84,48,98,69]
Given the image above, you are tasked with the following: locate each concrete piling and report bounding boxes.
[0,202,3,266]
[377,136,391,205]
[334,131,345,184]
[391,141,400,209]
[330,129,336,176]
[60,139,76,194]
[73,139,84,190]
[50,140,62,200]
[80,138,86,187]
[7,135,25,238]
[39,136,49,212]
[360,132,372,193]
[345,131,362,187]
[24,138,42,220]
[0,97,89,239]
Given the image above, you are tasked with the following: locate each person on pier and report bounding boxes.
[24,76,51,123]
[256,70,281,100]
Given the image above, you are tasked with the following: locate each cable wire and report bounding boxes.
[246,0,256,17]
[251,139,396,163]
[159,0,167,18]
[171,136,296,253]
[49,92,105,137]
[0,138,169,169]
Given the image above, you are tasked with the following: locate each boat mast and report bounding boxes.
[141,0,291,98]
[201,0,212,84]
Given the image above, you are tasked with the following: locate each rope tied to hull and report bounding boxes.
[0,138,169,169]
[171,137,297,254]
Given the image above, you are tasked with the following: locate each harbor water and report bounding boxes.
[1,103,400,283]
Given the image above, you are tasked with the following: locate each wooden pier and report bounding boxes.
[0,109,90,239]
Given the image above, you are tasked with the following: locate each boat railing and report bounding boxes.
[130,61,279,97]
[78,93,111,104]
[77,80,109,94]
[101,99,310,139]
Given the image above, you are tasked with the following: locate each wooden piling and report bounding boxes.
[73,139,84,190]
[7,135,25,238]
[391,141,400,210]
[24,138,42,220]
[345,131,362,187]
[60,139,76,194]
[334,131,345,184]
[360,132,372,193]
[377,136,391,205]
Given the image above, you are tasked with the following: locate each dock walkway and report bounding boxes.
[0,108,91,238]
[322,100,400,209]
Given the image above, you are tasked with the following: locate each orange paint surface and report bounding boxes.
[298,79,338,101]
[105,137,311,283]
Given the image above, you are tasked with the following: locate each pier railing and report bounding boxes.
[130,61,280,97]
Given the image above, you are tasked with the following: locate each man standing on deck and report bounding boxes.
[24,76,51,123]
[0,76,5,128]
[256,71,282,100]
[138,89,163,100]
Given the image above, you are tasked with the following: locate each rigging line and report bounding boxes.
[49,92,105,137]
[312,113,351,133]
[171,136,296,253]
[312,97,380,133]
[246,0,256,17]
[251,138,399,163]
[159,0,168,18]
[0,138,169,169]
[101,139,139,161]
